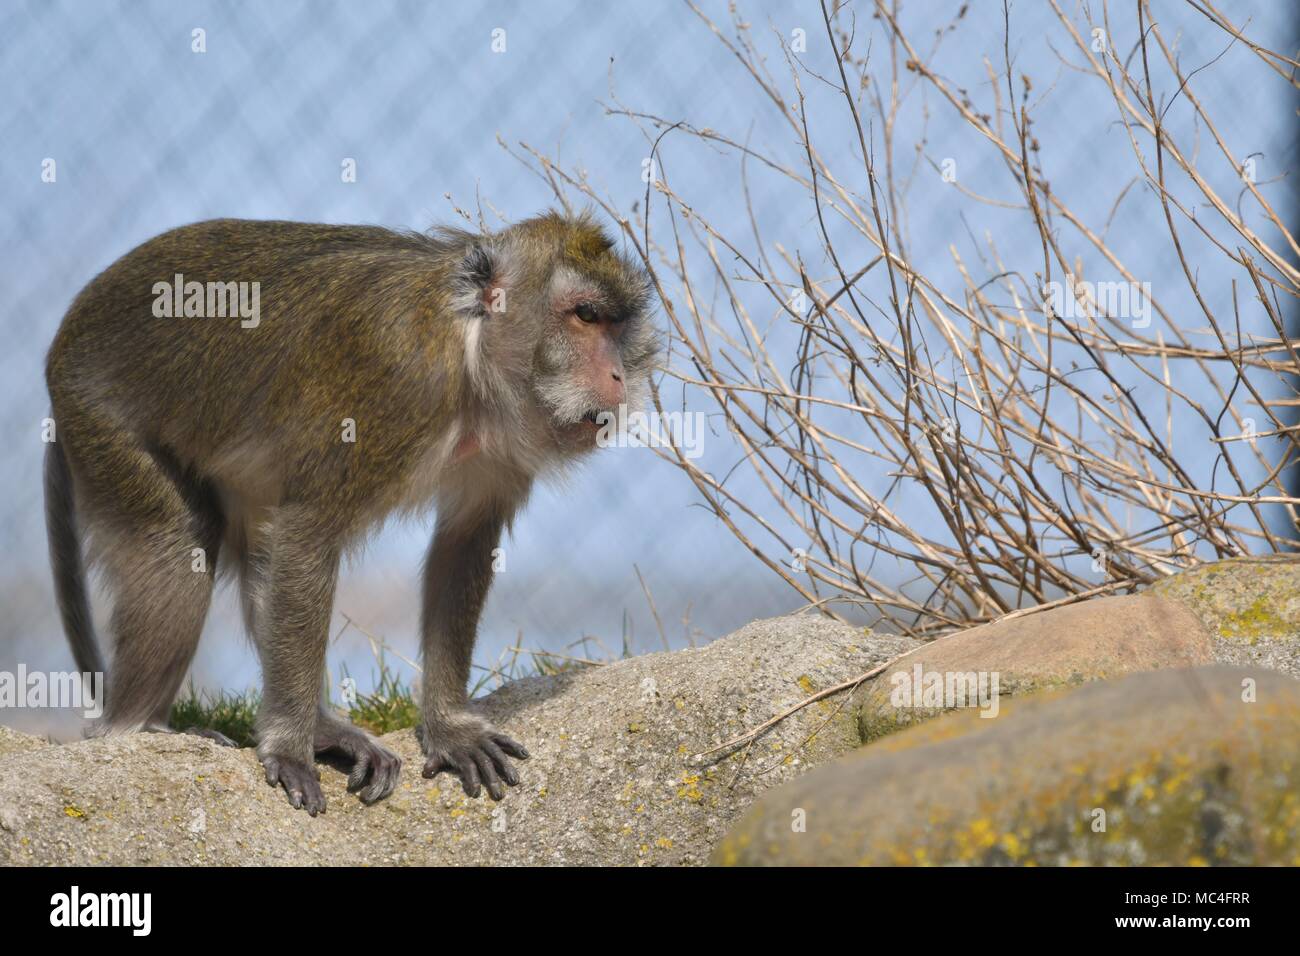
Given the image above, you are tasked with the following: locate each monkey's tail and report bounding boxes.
[44,439,105,676]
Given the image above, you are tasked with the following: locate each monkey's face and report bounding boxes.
[451,212,660,460]
[532,258,659,454]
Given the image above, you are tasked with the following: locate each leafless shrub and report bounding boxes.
[506,0,1299,637]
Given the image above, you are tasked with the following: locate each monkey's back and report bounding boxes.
[47,219,467,512]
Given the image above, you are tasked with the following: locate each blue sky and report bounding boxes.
[2,1,1295,735]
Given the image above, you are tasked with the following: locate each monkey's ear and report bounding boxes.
[454,241,515,319]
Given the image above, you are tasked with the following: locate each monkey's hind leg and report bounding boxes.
[314,709,402,805]
[71,432,223,736]
[238,529,396,808]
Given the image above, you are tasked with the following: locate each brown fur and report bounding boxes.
[44,212,658,813]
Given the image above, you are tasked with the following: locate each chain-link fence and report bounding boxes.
[2,1,1296,735]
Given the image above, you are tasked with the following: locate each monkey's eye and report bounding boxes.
[573,303,599,324]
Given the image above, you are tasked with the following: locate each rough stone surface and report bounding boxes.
[717,666,1300,866]
[0,725,47,758]
[853,592,1213,742]
[1152,556,1300,679]
[0,612,917,866]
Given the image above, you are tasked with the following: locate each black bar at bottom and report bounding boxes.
[0,864,1286,941]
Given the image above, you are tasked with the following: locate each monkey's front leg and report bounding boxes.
[255,506,341,816]
[417,510,529,800]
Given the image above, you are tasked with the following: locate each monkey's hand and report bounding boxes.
[417,713,529,801]
[314,715,403,805]
[259,750,327,816]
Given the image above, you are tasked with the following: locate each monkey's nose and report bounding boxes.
[601,371,626,407]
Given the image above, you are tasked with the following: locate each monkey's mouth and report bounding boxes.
[564,409,611,440]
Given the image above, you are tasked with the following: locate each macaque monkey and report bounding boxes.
[44,212,658,814]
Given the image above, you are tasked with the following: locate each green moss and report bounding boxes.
[1219,597,1287,644]
[1151,558,1300,643]
[862,743,1300,866]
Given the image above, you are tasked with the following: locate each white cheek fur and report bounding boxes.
[462,315,483,380]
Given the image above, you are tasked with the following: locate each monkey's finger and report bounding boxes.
[421,753,453,779]
[267,757,327,815]
[299,784,326,816]
[302,787,326,816]
[345,749,374,793]
[284,780,325,816]
[359,751,402,804]
[491,733,530,760]
[482,740,520,787]
[453,753,483,799]
[471,750,506,801]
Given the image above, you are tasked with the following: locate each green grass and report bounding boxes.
[335,653,422,737]
[168,635,610,745]
[169,683,261,747]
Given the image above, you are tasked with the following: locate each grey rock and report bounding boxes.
[853,592,1213,743]
[1151,556,1300,679]
[0,611,917,866]
[718,666,1300,866]
[0,725,48,757]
